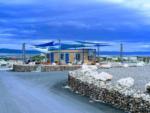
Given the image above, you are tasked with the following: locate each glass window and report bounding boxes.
[88,50,95,60]
[76,53,81,61]
[60,53,64,60]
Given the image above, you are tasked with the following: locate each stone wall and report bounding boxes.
[13,64,38,72]
[13,64,81,72]
[68,75,150,113]
[41,65,81,72]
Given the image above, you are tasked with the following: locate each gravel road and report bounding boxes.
[0,71,124,113]
[99,66,150,90]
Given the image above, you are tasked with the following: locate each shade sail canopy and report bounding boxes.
[49,43,88,50]
[31,46,49,53]
[33,41,98,52]
[62,43,87,49]
[34,41,56,47]
[76,41,111,47]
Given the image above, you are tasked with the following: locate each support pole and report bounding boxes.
[120,43,123,63]
[58,39,61,65]
[97,46,100,63]
[75,47,77,64]
[82,49,84,64]
[94,49,96,63]
[22,43,26,64]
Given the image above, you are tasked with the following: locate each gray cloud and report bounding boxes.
[0,0,149,51]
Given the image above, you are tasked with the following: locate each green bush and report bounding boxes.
[31,55,45,62]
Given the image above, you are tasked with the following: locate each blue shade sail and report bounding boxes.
[49,43,89,50]
[34,41,55,47]
[33,41,92,51]
[76,41,111,47]
[60,43,87,49]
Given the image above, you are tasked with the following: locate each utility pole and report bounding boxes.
[120,43,123,63]
[22,43,26,64]
[82,48,84,64]
[94,49,97,63]
[58,39,61,65]
[97,45,100,63]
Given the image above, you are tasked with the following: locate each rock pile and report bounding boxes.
[68,65,150,113]
[13,64,81,72]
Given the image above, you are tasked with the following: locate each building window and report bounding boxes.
[76,53,81,61]
[60,53,64,60]
[65,53,70,63]
[88,50,95,61]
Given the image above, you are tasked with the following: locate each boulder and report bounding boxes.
[123,63,129,68]
[52,63,57,65]
[145,82,150,93]
[117,77,134,89]
[100,63,112,68]
[68,63,72,66]
[81,64,98,71]
[96,63,100,66]
[137,62,145,67]
[93,72,113,81]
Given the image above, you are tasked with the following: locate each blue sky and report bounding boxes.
[1,0,150,51]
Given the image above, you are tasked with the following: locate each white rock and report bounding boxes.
[88,65,98,70]
[100,63,112,68]
[68,63,72,66]
[123,63,129,68]
[117,77,134,88]
[84,70,99,77]
[63,85,70,89]
[111,62,122,67]
[141,94,150,102]
[81,64,97,71]
[93,72,113,81]
[137,62,145,67]
[82,64,89,70]
[29,62,35,65]
[145,82,150,92]
[52,63,57,65]
[121,89,135,96]
[133,92,142,98]
[96,63,100,66]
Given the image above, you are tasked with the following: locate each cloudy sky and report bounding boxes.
[1,0,150,51]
